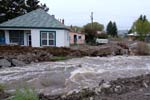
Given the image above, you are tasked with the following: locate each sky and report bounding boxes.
[40,0,150,30]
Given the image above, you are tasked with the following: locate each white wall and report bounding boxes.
[64,30,70,47]
[31,29,70,47]
[24,30,30,46]
[31,29,40,47]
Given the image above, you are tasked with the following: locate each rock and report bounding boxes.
[0,91,10,100]
[101,82,111,89]
[11,59,26,66]
[17,55,26,61]
[114,85,122,93]
[0,59,11,67]
[0,56,4,59]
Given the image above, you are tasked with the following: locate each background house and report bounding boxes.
[69,32,85,45]
[68,25,85,45]
[0,9,70,47]
[127,32,138,41]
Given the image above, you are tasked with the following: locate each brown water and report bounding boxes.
[0,56,150,95]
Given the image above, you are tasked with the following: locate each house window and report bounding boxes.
[41,31,55,46]
[78,36,82,39]
[9,30,24,45]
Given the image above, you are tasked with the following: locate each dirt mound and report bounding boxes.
[0,43,130,67]
[0,46,87,67]
[71,42,129,56]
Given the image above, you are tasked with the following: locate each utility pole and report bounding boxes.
[91,12,94,29]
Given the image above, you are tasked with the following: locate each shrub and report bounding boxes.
[11,88,39,100]
[49,56,72,61]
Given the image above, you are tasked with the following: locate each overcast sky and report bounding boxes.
[40,0,150,30]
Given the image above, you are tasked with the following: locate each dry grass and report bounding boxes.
[137,42,150,55]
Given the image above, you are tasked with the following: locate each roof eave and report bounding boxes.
[0,26,70,31]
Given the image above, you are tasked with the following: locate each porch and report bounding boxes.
[0,30,31,46]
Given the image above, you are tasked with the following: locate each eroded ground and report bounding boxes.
[0,56,150,95]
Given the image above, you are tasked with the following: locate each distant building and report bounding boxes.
[69,32,85,45]
[127,32,138,41]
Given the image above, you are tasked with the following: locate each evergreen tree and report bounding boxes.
[106,21,118,37]
[25,0,40,12]
[40,3,49,12]
[0,0,26,23]
[106,21,113,35]
[0,0,49,23]
[112,22,118,37]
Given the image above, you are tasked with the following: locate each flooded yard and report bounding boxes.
[0,56,150,95]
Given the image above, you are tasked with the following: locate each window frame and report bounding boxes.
[40,31,56,46]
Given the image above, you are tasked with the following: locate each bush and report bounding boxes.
[137,42,150,55]
[49,56,72,61]
[11,88,39,100]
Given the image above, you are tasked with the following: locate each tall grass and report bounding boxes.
[11,88,39,100]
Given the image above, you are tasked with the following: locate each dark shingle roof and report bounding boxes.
[0,9,68,30]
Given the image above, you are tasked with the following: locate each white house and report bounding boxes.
[0,9,70,47]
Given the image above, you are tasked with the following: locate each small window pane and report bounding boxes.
[49,40,54,45]
[41,33,47,39]
[42,40,47,45]
[78,36,82,39]
[49,33,54,39]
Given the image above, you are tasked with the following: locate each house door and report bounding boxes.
[74,35,77,44]
[0,31,5,44]
[27,33,32,46]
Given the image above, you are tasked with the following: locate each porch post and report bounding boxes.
[5,30,9,44]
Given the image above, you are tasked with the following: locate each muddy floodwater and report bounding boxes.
[0,56,150,95]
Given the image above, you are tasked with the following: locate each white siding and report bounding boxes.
[56,30,65,47]
[31,29,40,47]
[24,31,28,46]
[64,30,70,47]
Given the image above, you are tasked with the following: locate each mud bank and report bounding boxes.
[0,44,129,67]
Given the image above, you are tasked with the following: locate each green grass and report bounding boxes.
[49,56,72,61]
[0,83,5,92]
[10,88,39,100]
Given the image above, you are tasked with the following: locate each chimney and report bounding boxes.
[52,15,55,18]
[62,19,64,24]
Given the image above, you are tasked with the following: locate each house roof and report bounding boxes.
[0,9,69,30]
